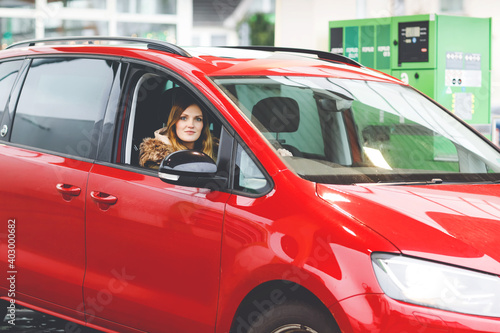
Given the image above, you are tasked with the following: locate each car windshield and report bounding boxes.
[213,76,500,185]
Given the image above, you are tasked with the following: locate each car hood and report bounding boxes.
[317,183,500,275]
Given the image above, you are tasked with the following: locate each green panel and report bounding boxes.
[391,69,435,99]
[329,14,491,130]
[344,26,359,62]
[376,24,391,70]
[360,25,375,68]
[434,15,491,125]
[329,17,392,70]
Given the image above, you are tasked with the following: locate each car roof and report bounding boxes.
[1,36,403,84]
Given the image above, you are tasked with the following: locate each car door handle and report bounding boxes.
[56,183,81,200]
[90,191,118,205]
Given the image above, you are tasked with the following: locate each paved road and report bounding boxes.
[1,307,102,333]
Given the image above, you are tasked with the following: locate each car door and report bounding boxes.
[0,57,120,320]
[84,64,231,332]
[0,58,26,291]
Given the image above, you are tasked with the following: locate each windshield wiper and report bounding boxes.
[359,178,444,186]
[360,178,500,186]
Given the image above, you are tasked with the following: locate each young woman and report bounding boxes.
[139,90,215,169]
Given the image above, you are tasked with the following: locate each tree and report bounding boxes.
[245,12,275,46]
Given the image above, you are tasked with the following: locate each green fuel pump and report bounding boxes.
[329,14,492,137]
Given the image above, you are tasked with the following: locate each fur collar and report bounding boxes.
[139,137,174,168]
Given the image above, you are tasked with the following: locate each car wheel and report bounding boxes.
[268,323,319,333]
[0,300,8,322]
[233,298,340,333]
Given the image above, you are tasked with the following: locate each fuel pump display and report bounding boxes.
[398,21,429,63]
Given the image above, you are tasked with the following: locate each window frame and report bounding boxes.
[0,59,24,124]
[0,57,30,143]
[107,60,228,168]
[3,55,121,162]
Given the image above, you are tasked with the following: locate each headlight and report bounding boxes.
[372,253,500,318]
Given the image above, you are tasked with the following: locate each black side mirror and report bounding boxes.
[158,150,226,190]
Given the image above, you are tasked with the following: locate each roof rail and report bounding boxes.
[6,36,191,57]
[227,46,362,67]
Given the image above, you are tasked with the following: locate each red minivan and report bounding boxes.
[1,37,500,333]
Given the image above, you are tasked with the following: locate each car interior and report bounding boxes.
[124,73,221,167]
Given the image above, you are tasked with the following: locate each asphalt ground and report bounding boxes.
[1,307,101,333]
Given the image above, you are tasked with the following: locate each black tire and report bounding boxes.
[232,298,340,333]
[0,300,8,322]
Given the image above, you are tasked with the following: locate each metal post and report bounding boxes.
[35,0,47,39]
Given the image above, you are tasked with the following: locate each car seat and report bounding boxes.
[251,96,302,156]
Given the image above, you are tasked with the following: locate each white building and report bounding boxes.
[0,0,273,48]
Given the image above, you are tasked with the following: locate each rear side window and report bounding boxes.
[10,58,117,159]
[0,60,23,121]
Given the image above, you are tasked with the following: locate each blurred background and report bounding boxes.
[0,0,498,136]
[0,0,275,48]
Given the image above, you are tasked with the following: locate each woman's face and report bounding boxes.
[175,104,204,149]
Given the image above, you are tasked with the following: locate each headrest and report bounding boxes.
[160,87,193,109]
[251,97,300,133]
[158,87,193,124]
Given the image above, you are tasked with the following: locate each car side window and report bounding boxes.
[0,60,23,121]
[234,142,271,195]
[119,65,222,169]
[124,71,179,166]
[10,58,117,159]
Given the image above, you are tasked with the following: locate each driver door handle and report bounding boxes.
[56,183,81,201]
[90,191,118,206]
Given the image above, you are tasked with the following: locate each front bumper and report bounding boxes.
[330,293,500,332]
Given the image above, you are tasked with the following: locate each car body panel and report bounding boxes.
[318,183,500,275]
[331,293,500,332]
[215,169,399,333]
[84,163,230,332]
[0,144,88,321]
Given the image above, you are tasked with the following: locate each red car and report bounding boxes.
[1,37,500,333]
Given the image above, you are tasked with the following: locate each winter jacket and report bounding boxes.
[139,129,218,169]
[139,129,174,169]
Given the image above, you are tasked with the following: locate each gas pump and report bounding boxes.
[329,14,492,137]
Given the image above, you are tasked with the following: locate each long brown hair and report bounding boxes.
[160,90,214,159]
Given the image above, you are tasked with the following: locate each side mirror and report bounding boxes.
[158,150,226,190]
